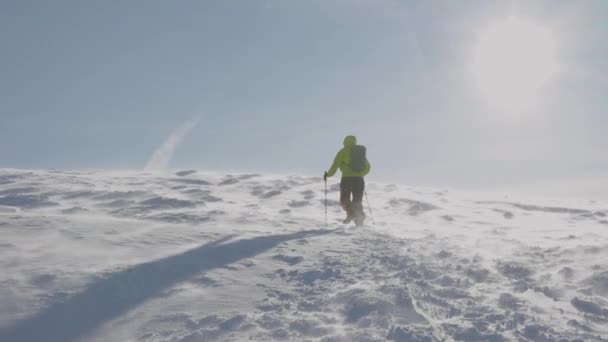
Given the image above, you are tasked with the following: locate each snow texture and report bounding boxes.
[0,169,607,341]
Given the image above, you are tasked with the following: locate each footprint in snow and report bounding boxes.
[288,200,309,208]
[272,254,304,266]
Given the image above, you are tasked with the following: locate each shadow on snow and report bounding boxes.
[0,229,332,342]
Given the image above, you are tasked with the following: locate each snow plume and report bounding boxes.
[145,119,199,171]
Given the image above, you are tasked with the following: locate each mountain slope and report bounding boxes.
[0,169,607,341]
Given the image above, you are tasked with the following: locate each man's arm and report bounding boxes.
[326,149,343,177]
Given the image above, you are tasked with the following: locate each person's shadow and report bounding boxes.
[0,229,331,342]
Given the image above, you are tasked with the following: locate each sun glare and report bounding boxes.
[471,17,559,112]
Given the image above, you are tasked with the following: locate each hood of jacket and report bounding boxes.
[343,135,357,147]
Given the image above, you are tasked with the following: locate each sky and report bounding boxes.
[1,0,607,190]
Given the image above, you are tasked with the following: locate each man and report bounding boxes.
[324,135,371,225]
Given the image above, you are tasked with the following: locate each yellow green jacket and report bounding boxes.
[326,135,371,178]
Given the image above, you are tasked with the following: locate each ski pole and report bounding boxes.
[364,190,375,225]
[324,177,328,227]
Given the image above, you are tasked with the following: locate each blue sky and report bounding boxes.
[1,1,607,188]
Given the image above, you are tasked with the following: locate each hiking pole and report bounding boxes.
[364,190,375,225]
[324,177,328,227]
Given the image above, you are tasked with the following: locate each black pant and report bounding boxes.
[340,177,365,217]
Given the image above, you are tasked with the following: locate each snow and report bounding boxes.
[0,169,606,341]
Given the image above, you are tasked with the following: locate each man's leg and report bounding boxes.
[340,178,354,222]
[352,177,365,224]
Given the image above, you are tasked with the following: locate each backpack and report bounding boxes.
[349,145,367,172]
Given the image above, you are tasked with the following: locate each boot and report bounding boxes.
[343,204,354,224]
[353,203,365,226]
[354,212,366,226]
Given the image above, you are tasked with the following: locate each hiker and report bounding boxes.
[324,135,371,225]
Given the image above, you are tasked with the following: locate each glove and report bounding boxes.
[323,171,328,181]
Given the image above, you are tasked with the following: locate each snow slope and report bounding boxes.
[0,169,606,341]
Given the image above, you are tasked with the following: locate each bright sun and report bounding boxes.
[471,17,559,112]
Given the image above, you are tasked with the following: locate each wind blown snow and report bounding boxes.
[144,118,199,171]
[0,169,607,341]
